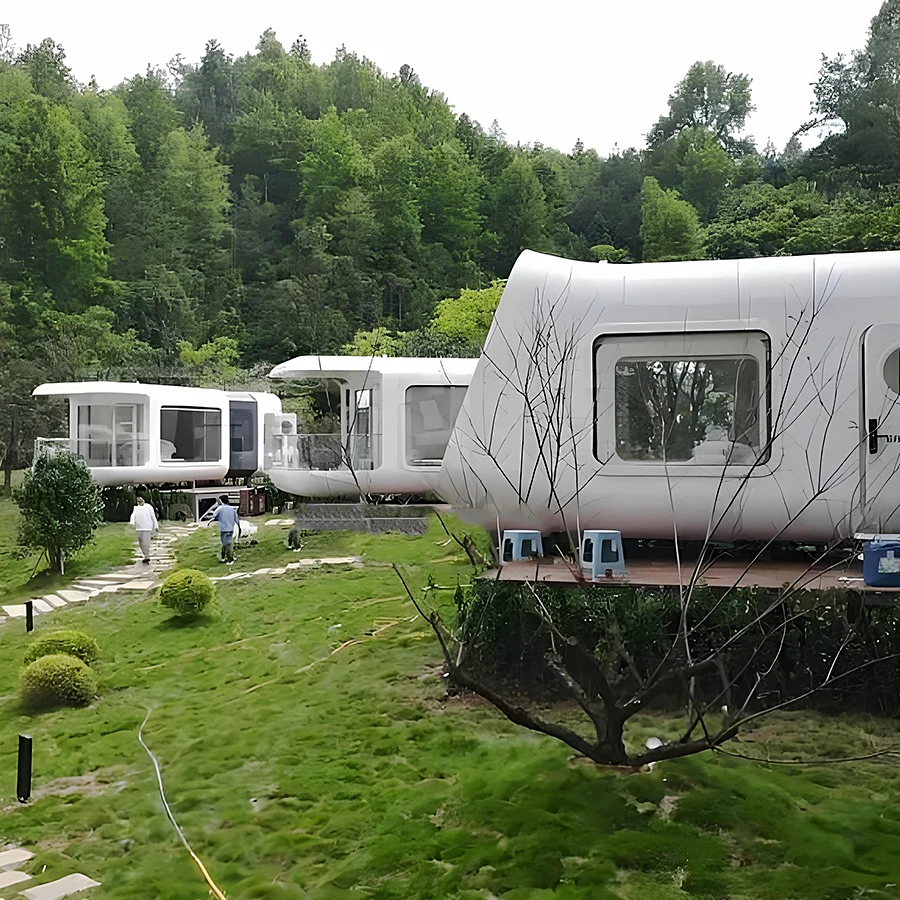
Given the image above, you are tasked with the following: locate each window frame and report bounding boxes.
[403,383,468,468]
[159,406,223,464]
[592,329,772,471]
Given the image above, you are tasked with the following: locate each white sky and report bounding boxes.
[6,0,880,154]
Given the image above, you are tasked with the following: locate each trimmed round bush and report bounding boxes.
[23,629,100,667]
[20,654,98,708]
[159,568,215,616]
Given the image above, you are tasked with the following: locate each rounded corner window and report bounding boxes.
[884,348,900,395]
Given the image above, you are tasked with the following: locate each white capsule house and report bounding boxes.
[439,249,900,543]
[265,355,477,498]
[33,382,281,486]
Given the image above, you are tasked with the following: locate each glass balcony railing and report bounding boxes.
[267,434,381,471]
[34,437,152,468]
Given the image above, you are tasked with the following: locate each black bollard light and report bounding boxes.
[17,734,32,803]
[25,599,33,633]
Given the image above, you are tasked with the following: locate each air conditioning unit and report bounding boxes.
[265,413,297,436]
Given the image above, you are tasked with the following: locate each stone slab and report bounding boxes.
[31,599,54,613]
[319,557,359,565]
[116,580,156,590]
[42,595,68,608]
[268,567,287,575]
[20,874,101,899]
[0,870,31,888]
[0,848,34,870]
[57,590,90,603]
[2,605,27,618]
[72,580,112,588]
[252,568,272,575]
[87,574,134,582]
[97,585,121,594]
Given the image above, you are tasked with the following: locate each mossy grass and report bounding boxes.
[1,514,900,897]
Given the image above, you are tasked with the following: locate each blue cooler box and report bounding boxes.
[863,540,900,587]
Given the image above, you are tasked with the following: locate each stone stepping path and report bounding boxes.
[21,874,101,899]
[0,870,32,888]
[209,556,361,582]
[1,525,179,622]
[0,847,99,899]
[2,525,365,624]
[0,848,34,870]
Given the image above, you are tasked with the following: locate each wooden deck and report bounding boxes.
[484,553,900,596]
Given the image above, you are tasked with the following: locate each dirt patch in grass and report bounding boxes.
[33,767,130,801]
[0,766,130,813]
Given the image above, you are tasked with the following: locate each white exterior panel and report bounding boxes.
[439,249,900,542]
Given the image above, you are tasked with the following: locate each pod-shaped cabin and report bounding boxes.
[439,249,900,543]
[265,356,477,498]
[33,382,281,485]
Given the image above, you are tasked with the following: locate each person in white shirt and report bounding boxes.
[129,495,159,565]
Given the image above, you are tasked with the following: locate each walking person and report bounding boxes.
[129,494,159,565]
[213,494,240,564]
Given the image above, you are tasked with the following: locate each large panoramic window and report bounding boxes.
[160,407,221,462]
[76,403,145,467]
[405,385,467,466]
[599,332,768,465]
[77,404,113,466]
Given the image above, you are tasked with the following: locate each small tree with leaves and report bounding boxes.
[14,452,103,573]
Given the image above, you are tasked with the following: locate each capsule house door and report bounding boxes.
[862,325,900,532]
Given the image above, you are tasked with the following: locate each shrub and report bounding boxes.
[13,452,104,572]
[24,629,100,667]
[159,568,215,616]
[20,654,98,708]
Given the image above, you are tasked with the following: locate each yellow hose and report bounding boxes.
[138,708,228,900]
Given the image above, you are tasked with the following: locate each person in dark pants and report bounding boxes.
[213,495,240,564]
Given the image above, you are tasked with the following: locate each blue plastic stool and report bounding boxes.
[581,530,626,579]
[501,530,544,563]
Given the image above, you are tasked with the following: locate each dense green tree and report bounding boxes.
[118,69,180,169]
[159,124,232,274]
[486,155,548,276]
[639,176,702,261]
[430,281,504,348]
[649,126,734,220]
[0,74,108,306]
[15,38,72,102]
[648,61,754,155]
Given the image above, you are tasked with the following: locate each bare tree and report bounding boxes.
[400,268,900,768]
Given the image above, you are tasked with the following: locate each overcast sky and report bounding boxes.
[6,1,880,154]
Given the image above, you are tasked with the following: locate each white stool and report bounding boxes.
[501,530,544,563]
[581,530,626,579]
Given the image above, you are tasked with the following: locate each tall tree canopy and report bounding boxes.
[0,9,899,462]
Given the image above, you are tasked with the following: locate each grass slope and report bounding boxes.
[1,515,900,899]
[0,487,134,605]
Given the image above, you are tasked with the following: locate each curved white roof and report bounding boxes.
[269,355,479,380]
[33,381,230,405]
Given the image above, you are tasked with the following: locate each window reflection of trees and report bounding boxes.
[615,356,760,461]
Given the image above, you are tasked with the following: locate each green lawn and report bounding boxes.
[0,486,134,606]
[2,515,900,899]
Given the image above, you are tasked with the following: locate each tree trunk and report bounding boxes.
[2,413,15,496]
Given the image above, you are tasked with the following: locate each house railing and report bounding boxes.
[34,437,151,467]
[267,434,381,472]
